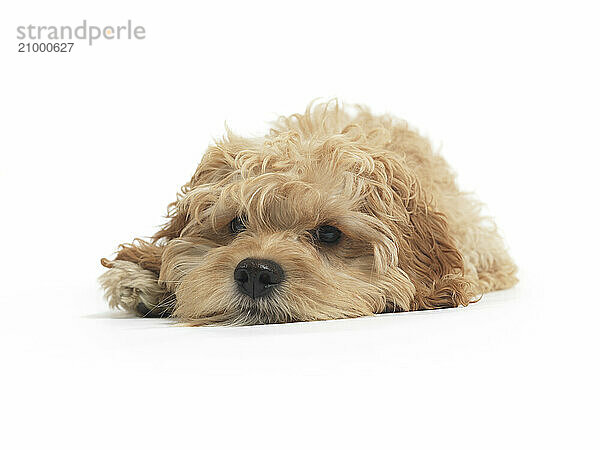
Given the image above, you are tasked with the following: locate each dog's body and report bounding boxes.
[100,102,517,325]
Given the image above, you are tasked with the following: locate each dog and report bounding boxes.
[99,101,517,325]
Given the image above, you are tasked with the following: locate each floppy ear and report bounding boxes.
[99,138,241,315]
[401,191,471,310]
[98,175,199,316]
[364,157,472,311]
[106,238,163,273]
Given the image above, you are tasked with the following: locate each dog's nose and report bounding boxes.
[234,258,284,299]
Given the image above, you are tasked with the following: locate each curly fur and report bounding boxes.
[99,259,171,317]
[99,100,517,325]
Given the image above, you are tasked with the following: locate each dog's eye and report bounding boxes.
[314,225,342,244]
[229,217,246,234]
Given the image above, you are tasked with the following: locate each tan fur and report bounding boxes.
[100,100,517,325]
[98,260,170,315]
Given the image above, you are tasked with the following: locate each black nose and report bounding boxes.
[234,258,284,299]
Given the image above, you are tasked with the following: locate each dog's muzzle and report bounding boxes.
[234,258,284,299]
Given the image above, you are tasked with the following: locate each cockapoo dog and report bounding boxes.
[100,101,517,325]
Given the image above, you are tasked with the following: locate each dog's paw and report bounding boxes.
[99,259,171,317]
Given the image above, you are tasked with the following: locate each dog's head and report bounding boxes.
[115,103,470,325]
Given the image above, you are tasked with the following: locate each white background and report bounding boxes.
[1,1,598,449]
